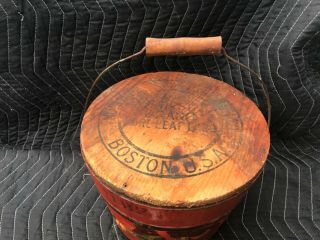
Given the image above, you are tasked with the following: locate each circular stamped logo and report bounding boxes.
[98,86,243,178]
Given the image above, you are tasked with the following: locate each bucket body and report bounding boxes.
[80,72,270,240]
[88,166,247,240]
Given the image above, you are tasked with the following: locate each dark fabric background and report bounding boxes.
[0,0,319,239]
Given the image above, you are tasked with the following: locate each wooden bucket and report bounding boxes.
[80,37,270,239]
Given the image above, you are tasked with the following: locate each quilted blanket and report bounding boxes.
[0,0,319,239]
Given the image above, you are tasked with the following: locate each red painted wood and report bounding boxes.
[87,165,248,239]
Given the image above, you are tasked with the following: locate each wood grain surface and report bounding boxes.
[145,37,222,56]
[80,72,270,207]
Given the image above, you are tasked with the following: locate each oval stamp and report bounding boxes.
[98,88,243,178]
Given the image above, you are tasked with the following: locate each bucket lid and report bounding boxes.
[80,72,270,207]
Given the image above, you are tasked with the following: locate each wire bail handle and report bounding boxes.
[84,36,271,127]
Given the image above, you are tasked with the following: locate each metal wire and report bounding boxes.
[221,48,271,127]
[83,45,271,128]
[83,46,146,111]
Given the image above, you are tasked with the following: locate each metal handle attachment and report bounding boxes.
[84,37,271,127]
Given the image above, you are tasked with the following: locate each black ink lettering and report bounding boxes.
[212,148,229,160]
[210,123,217,132]
[147,159,158,172]
[201,159,213,168]
[169,121,177,130]
[187,122,195,132]
[124,151,138,163]
[160,161,172,175]
[183,158,197,173]
[176,121,182,130]
[169,108,175,120]
[108,139,124,149]
[117,147,130,157]
[136,155,145,169]
[142,118,150,128]
[185,112,195,122]
[162,120,168,129]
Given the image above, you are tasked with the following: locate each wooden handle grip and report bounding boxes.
[145,36,222,56]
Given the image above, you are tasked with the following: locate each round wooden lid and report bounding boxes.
[81,72,270,207]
